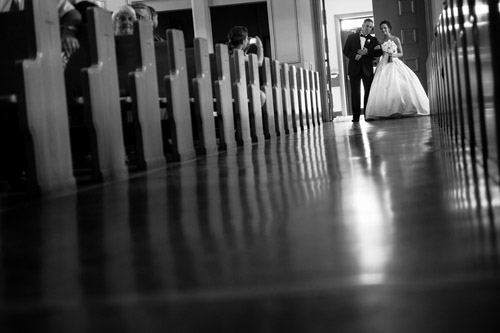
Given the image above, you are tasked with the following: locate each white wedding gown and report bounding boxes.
[365,53,430,119]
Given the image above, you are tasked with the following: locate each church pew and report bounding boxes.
[186,38,218,155]
[65,6,128,182]
[280,62,293,135]
[308,70,318,127]
[115,20,166,170]
[260,57,276,139]
[161,29,196,161]
[230,49,252,146]
[314,71,323,125]
[271,60,285,137]
[158,33,237,159]
[303,68,313,128]
[0,0,76,196]
[289,65,301,133]
[154,41,169,106]
[297,67,308,130]
[210,44,237,151]
[246,53,265,143]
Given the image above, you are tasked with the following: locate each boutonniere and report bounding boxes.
[365,38,371,45]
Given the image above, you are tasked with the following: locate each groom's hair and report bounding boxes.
[363,18,374,25]
[379,20,392,30]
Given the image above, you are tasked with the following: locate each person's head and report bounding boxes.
[112,5,136,35]
[131,3,152,23]
[227,26,249,53]
[379,20,392,35]
[361,18,374,36]
[149,6,159,29]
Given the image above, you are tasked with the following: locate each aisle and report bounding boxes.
[1,116,499,332]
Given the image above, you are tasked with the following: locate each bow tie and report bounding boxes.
[360,34,370,39]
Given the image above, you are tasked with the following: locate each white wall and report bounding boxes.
[105,0,125,11]
[106,0,193,11]
[431,0,444,23]
[296,0,316,70]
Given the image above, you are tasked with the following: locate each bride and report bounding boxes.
[365,20,430,120]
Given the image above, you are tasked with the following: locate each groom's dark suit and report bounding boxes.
[343,33,383,121]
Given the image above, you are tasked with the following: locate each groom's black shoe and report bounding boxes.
[365,118,374,122]
[352,118,359,122]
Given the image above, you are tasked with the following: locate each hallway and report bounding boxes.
[1,116,499,332]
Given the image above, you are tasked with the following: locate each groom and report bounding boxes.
[343,18,382,122]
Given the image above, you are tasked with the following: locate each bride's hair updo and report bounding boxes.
[380,20,392,30]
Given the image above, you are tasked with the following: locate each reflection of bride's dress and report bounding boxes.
[365,53,430,119]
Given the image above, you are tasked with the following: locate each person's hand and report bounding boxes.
[355,54,362,61]
[374,45,381,50]
[358,47,368,56]
[61,27,80,58]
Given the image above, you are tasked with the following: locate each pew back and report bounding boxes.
[289,65,301,132]
[210,44,237,150]
[164,29,196,161]
[0,0,75,196]
[230,50,252,146]
[189,38,218,155]
[260,57,276,139]
[246,53,265,143]
[115,20,165,170]
[81,6,127,181]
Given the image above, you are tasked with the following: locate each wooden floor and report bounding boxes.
[1,116,499,332]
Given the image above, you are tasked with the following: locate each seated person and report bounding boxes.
[130,2,151,21]
[227,25,264,66]
[227,26,266,106]
[0,0,82,61]
[130,2,163,42]
[112,4,136,36]
[148,5,164,42]
[64,1,99,101]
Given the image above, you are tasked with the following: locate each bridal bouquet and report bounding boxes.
[381,40,397,62]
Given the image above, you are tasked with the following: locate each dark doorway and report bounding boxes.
[157,9,194,48]
[210,2,271,59]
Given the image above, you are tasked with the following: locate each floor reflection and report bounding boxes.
[0,117,499,332]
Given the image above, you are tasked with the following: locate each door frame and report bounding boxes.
[334,11,373,116]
